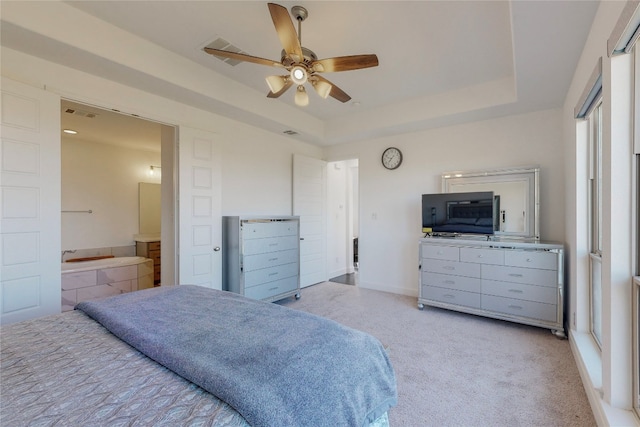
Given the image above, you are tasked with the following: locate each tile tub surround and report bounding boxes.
[62,256,154,311]
[61,245,136,262]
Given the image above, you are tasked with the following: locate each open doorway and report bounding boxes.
[327,159,359,286]
[60,99,176,294]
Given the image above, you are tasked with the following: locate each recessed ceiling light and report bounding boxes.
[63,129,78,134]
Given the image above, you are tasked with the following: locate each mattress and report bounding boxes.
[1,309,391,426]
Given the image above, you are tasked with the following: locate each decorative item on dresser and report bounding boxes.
[418,237,565,338]
[222,216,301,302]
[135,237,161,286]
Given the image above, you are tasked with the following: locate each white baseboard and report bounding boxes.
[358,280,417,297]
[569,330,639,427]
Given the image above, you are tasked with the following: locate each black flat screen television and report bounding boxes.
[421,191,499,235]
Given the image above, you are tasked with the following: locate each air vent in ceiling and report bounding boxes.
[204,37,245,66]
[64,108,98,119]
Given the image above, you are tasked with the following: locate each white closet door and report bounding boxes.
[1,78,61,324]
[177,126,222,290]
[293,154,327,287]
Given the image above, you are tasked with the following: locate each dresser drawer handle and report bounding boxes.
[443,280,455,285]
[477,254,483,258]
[508,289,524,294]
[437,251,443,255]
[526,258,532,262]
[508,273,523,277]
[508,305,523,310]
[268,286,279,291]
[443,266,455,271]
[269,243,279,247]
[269,272,279,276]
[443,294,455,299]
[269,258,278,261]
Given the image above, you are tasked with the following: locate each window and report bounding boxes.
[588,99,604,347]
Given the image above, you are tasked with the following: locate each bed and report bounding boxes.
[1,285,397,426]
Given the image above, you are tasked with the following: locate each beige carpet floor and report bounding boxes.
[277,281,595,427]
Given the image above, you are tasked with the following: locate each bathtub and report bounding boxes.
[61,256,154,311]
[62,256,149,273]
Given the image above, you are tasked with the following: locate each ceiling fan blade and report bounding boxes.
[204,47,283,68]
[312,54,379,73]
[313,75,352,103]
[267,79,294,98]
[268,3,303,62]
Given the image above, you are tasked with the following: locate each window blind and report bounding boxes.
[609,0,640,56]
[574,57,602,119]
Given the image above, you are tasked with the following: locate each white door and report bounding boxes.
[177,126,222,289]
[1,78,61,324]
[293,154,327,287]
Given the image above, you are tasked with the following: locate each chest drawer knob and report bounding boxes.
[443,266,455,271]
[508,304,523,310]
[508,273,524,278]
[508,289,524,294]
[444,280,455,285]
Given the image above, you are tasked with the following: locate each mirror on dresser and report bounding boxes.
[441,166,539,240]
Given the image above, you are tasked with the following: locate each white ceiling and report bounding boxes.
[2,1,599,148]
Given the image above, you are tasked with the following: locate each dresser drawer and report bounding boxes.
[422,272,480,293]
[422,259,480,278]
[421,244,459,261]
[147,241,161,251]
[244,262,298,288]
[243,235,299,255]
[421,286,481,309]
[481,264,557,287]
[481,279,557,304]
[244,276,298,300]
[242,221,298,239]
[460,247,504,265]
[243,249,298,272]
[505,250,557,270]
[481,295,557,322]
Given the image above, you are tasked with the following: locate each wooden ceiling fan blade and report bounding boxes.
[268,3,303,62]
[312,54,379,73]
[267,79,294,98]
[312,75,351,103]
[204,47,283,68]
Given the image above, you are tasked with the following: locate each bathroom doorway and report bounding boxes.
[60,99,175,285]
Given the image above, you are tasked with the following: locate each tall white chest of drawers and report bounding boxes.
[223,216,301,302]
[419,237,565,337]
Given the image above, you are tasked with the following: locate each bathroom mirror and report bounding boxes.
[442,166,539,240]
[139,182,161,234]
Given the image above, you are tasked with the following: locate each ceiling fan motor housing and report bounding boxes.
[280,47,317,68]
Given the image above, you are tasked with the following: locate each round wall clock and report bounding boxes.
[381,147,403,170]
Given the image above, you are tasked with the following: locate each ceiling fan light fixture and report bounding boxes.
[311,79,332,99]
[294,85,309,106]
[266,75,288,93]
[290,65,308,85]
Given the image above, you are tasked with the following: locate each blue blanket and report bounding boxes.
[76,286,397,427]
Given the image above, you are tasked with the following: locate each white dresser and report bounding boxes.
[223,216,301,302]
[419,237,565,337]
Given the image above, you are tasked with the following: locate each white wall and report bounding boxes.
[3,46,323,261]
[61,138,160,250]
[326,108,565,296]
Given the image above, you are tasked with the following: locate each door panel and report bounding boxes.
[293,154,327,287]
[177,127,221,289]
[1,78,61,324]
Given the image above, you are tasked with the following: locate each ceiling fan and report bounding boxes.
[204,3,379,107]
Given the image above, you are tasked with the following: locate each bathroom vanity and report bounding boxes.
[135,234,161,286]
